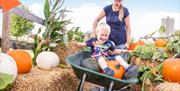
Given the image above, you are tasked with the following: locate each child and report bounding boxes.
[74,23,131,76]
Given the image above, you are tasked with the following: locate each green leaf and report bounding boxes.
[44,0,50,19]
[154,75,164,82]
[54,0,65,12]
[0,72,14,90]
[159,25,166,34]
[51,0,60,12]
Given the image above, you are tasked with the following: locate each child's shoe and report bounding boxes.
[123,65,139,79]
[103,67,114,76]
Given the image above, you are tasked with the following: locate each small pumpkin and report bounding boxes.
[107,61,125,79]
[0,53,17,81]
[36,51,59,70]
[7,49,32,74]
[155,38,167,47]
[162,58,180,83]
[128,40,144,51]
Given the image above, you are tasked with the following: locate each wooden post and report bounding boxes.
[1,11,11,53]
[0,7,45,52]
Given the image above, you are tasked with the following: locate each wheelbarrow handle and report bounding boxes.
[78,73,87,91]
[108,81,114,91]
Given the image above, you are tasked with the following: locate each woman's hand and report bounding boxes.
[112,49,132,54]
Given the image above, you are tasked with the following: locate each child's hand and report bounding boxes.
[108,50,115,55]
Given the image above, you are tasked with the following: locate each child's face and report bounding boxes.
[97,28,110,44]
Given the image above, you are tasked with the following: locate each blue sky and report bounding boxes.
[0,0,180,39]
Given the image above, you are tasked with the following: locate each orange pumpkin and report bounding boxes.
[155,38,167,47]
[128,40,144,51]
[7,49,32,74]
[107,61,125,79]
[162,58,180,83]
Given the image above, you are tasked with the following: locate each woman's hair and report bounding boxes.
[96,23,110,33]
[118,5,124,21]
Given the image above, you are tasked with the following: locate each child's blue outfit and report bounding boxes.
[85,37,116,76]
[85,38,116,61]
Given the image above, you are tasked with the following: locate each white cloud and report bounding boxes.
[29,3,44,18]
[131,12,180,39]
[28,3,44,34]
[66,3,105,32]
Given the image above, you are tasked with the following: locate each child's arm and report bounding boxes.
[74,41,87,48]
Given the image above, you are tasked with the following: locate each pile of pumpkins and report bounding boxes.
[0,49,60,89]
[0,49,33,82]
[0,49,32,89]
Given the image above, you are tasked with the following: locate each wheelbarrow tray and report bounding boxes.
[66,51,138,90]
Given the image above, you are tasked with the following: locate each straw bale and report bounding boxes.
[10,66,92,91]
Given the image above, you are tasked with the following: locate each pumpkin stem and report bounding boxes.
[115,64,120,69]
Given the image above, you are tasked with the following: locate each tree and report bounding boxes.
[10,5,34,39]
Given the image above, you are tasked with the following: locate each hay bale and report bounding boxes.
[154,82,180,91]
[52,42,81,64]
[10,66,92,91]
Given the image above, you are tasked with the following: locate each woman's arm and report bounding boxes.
[112,49,132,54]
[124,16,131,48]
[91,10,106,37]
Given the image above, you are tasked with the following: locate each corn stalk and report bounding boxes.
[32,0,71,64]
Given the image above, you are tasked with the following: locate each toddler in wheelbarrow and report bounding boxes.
[68,23,138,91]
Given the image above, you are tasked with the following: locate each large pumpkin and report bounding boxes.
[36,51,59,70]
[0,53,17,81]
[155,38,167,47]
[128,40,144,51]
[7,49,32,74]
[107,61,125,79]
[162,58,180,83]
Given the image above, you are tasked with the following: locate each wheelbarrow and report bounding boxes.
[66,51,139,91]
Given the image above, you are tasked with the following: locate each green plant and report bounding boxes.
[11,5,34,39]
[166,36,180,54]
[0,73,14,90]
[32,0,71,63]
[133,44,156,60]
[67,27,84,42]
[138,63,164,91]
[152,48,168,62]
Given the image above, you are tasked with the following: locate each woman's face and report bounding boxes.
[113,0,122,7]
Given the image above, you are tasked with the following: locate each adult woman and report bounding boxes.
[91,0,131,61]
